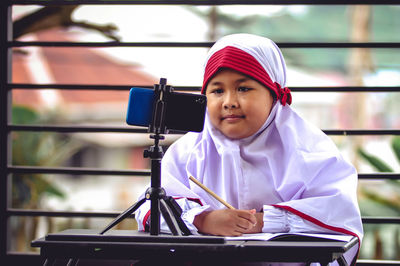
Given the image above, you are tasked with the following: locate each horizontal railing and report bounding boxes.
[8,124,400,136]
[8,83,400,92]
[357,260,400,266]
[8,165,400,180]
[8,208,128,218]
[6,208,400,224]
[9,41,400,48]
[8,165,151,176]
[10,0,400,6]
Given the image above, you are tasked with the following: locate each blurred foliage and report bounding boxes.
[358,147,394,173]
[12,105,82,209]
[357,137,400,216]
[13,5,120,41]
[358,137,400,172]
[357,137,400,260]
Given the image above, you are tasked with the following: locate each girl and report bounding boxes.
[135,34,363,265]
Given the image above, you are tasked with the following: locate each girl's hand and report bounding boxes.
[193,209,262,236]
[243,211,264,234]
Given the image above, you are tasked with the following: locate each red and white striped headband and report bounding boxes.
[202,46,292,106]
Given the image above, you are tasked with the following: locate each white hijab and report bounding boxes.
[160,34,363,244]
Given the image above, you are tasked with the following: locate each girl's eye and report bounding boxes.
[211,88,224,94]
[238,86,252,92]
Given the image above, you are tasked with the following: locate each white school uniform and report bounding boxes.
[135,34,363,266]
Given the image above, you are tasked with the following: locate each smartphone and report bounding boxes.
[126,87,207,132]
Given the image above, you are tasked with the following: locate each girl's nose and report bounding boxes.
[223,91,239,109]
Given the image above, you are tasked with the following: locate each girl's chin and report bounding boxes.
[221,130,252,140]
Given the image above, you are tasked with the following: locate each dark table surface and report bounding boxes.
[31,229,358,265]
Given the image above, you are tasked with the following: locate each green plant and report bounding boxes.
[11,105,84,252]
[358,137,400,172]
[357,137,400,260]
[12,105,82,208]
[357,137,400,217]
[357,137,400,213]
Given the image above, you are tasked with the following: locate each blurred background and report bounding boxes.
[9,3,400,260]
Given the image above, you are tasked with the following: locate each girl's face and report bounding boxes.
[205,69,274,140]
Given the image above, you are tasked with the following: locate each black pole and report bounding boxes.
[145,135,165,235]
[145,78,168,235]
[0,1,12,263]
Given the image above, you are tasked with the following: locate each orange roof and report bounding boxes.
[13,52,42,108]
[13,28,157,108]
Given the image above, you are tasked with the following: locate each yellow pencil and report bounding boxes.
[189,176,236,210]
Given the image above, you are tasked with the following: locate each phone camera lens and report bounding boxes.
[196,98,205,104]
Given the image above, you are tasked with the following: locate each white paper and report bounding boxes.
[225,232,354,242]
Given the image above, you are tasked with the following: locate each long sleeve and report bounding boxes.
[262,205,333,234]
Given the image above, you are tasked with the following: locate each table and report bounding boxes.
[31,229,358,266]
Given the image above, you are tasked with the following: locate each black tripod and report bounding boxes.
[100,78,190,236]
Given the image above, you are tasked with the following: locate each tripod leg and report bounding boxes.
[66,258,79,266]
[337,255,348,266]
[99,198,146,234]
[42,258,55,266]
[159,198,182,236]
[164,196,191,235]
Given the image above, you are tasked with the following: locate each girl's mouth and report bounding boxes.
[221,114,245,121]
